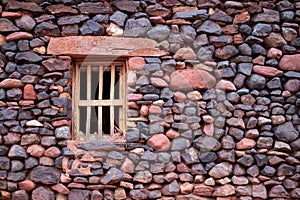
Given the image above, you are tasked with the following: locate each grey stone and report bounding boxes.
[0,18,19,32]
[16,15,36,31]
[274,122,299,142]
[15,52,42,64]
[35,22,60,37]
[55,126,71,139]
[252,23,272,37]
[8,145,27,159]
[124,18,152,37]
[246,74,266,90]
[197,20,222,35]
[147,25,170,42]
[110,11,128,27]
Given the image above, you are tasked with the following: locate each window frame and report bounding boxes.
[72,59,127,141]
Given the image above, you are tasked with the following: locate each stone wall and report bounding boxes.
[0,0,299,199]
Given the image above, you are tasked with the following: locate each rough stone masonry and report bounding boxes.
[0,0,299,199]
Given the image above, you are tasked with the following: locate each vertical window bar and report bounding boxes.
[86,65,91,140]
[110,64,115,135]
[98,65,103,138]
[119,65,125,132]
[75,63,80,139]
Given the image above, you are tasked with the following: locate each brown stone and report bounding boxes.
[147,134,170,151]
[174,47,197,60]
[236,138,256,150]
[284,79,300,93]
[233,11,250,24]
[6,0,43,12]
[213,184,235,197]
[18,180,36,191]
[265,32,287,48]
[128,57,145,70]
[193,184,213,196]
[253,65,283,77]
[51,184,70,195]
[6,32,33,41]
[23,84,36,100]
[279,54,300,72]
[46,4,78,15]
[170,69,216,91]
[146,4,171,17]
[0,78,24,88]
[47,36,166,57]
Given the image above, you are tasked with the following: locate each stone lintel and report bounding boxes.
[47,36,167,58]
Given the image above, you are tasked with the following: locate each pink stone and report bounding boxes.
[236,138,256,150]
[279,54,300,72]
[147,134,170,151]
[51,184,70,194]
[173,91,186,103]
[267,48,282,59]
[203,123,214,137]
[44,146,61,158]
[140,105,149,116]
[27,144,45,157]
[170,69,216,91]
[23,84,36,100]
[6,32,33,41]
[253,65,283,77]
[166,129,179,139]
[212,184,236,197]
[18,180,36,191]
[127,93,143,101]
[149,105,162,114]
[216,80,237,91]
[1,11,22,18]
[128,57,145,71]
[284,79,300,93]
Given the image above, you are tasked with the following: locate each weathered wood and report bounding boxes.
[47,36,167,57]
[110,64,115,135]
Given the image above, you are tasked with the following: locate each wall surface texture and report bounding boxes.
[0,0,299,199]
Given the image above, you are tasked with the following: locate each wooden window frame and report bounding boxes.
[72,60,127,141]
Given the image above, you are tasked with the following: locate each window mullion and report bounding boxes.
[86,65,91,140]
[110,64,115,135]
[98,65,103,138]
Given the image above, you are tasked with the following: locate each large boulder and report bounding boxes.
[170,69,216,91]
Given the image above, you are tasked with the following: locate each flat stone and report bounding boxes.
[112,0,140,13]
[197,20,222,35]
[6,0,43,12]
[35,22,60,37]
[51,184,70,195]
[46,4,78,15]
[32,186,55,200]
[0,78,23,88]
[252,8,280,23]
[279,54,300,72]
[215,45,239,60]
[146,4,170,17]
[57,15,89,26]
[29,166,61,185]
[42,58,70,72]
[15,52,42,64]
[253,65,283,77]
[100,168,131,184]
[174,10,207,20]
[170,69,216,91]
[0,18,20,33]
[6,32,33,42]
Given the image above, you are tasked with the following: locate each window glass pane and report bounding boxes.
[80,66,87,100]
[79,106,87,138]
[91,66,99,100]
[102,70,111,100]
[102,106,110,134]
[90,106,98,135]
[114,69,120,100]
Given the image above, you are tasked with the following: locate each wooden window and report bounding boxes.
[73,61,127,141]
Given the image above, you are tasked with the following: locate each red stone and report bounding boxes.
[18,180,36,191]
[279,54,300,72]
[236,138,256,150]
[253,65,283,77]
[27,144,45,157]
[128,57,145,71]
[6,32,33,42]
[147,134,170,151]
[51,183,70,194]
[267,48,282,59]
[44,146,61,158]
[23,84,36,100]
[170,69,216,91]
